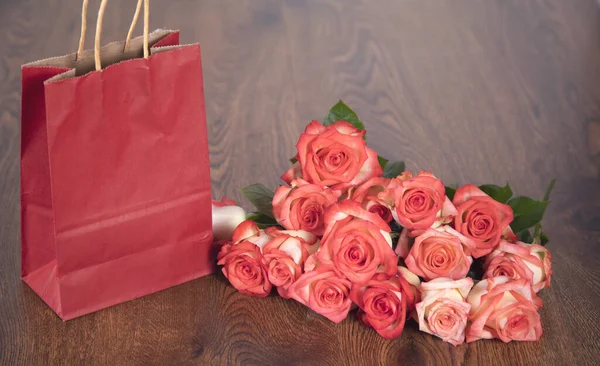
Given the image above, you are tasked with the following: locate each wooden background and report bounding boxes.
[1,0,599,365]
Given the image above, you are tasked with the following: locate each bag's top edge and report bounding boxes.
[22,29,179,69]
[44,42,200,86]
[150,43,200,54]
[152,43,199,50]
[65,42,200,79]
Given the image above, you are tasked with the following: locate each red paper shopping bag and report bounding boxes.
[20,0,213,320]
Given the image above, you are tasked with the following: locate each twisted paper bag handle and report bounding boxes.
[76,0,150,71]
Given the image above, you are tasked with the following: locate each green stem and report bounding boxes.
[533,179,555,242]
[542,178,556,202]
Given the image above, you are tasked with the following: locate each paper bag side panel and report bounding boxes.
[20,66,69,278]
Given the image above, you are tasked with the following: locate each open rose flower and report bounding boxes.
[272,178,341,236]
[349,177,393,223]
[287,265,352,323]
[416,278,473,346]
[404,227,473,281]
[466,276,543,343]
[378,171,457,232]
[217,239,272,297]
[316,201,396,284]
[292,120,382,190]
[351,272,418,339]
[483,240,552,293]
[453,184,516,258]
[262,227,319,298]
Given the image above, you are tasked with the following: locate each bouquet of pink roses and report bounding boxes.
[216,101,553,346]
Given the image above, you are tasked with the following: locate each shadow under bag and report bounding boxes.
[20,0,213,320]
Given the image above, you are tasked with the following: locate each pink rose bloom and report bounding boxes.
[349,177,393,223]
[288,120,382,190]
[316,201,396,284]
[404,227,473,281]
[287,265,352,323]
[378,171,457,231]
[261,227,319,298]
[453,184,516,258]
[483,240,552,293]
[350,272,418,339]
[466,276,543,343]
[416,278,473,346]
[217,239,272,297]
[220,221,320,298]
[272,178,341,236]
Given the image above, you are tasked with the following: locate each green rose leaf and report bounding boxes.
[290,157,298,164]
[508,196,548,233]
[382,161,406,179]
[478,183,513,203]
[324,100,366,132]
[445,185,457,202]
[378,155,389,170]
[246,212,279,229]
[517,229,533,244]
[240,184,275,218]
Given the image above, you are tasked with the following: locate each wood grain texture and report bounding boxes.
[1,0,599,365]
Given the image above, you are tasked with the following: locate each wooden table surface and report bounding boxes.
[1,0,599,365]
